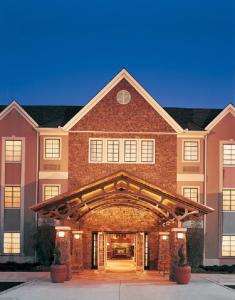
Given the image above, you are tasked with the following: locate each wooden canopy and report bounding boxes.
[31,171,214,227]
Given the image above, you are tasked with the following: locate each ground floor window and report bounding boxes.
[3,232,20,254]
[222,235,235,256]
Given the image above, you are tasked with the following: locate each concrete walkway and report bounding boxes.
[0,271,234,300]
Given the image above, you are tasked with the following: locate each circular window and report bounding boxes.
[116,90,131,105]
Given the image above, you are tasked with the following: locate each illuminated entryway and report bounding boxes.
[92,232,149,271]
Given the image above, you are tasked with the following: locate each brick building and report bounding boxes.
[0,69,234,272]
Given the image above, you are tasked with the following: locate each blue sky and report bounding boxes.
[0,0,234,108]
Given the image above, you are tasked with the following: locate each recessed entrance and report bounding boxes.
[92,232,149,272]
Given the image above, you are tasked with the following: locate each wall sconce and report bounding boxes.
[58,231,65,238]
[177,232,184,239]
[107,242,110,246]
[74,234,80,240]
[162,235,168,240]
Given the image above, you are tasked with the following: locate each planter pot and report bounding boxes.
[175,265,191,284]
[50,264,67,283]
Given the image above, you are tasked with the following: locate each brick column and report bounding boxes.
[71,231,83,273]
[157,232,170,272]
[55,226,72,281]
[169,227,187,281]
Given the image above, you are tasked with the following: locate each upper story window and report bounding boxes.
[5,140,22,162]
[183,187,199,202]
[89,138,155,164]
[107,140,119,162]
[223,189,235,211]
[222,235,235,257]
[183,141,199,161]
[44,138,61,159]
[3,232,20,254]
[223,144,235,165]
[141,140,154,163]
[124,140,137,162]
[90,140,103,162]
[4,186,21,208]
[43,185,60,201]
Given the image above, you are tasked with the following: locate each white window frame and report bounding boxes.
[182,139,200,162]
[43,137,62,160]
[43,184,61,201]
[5,139,22,163]
[223,143,235,166]
[182,186,200,203]
[4,185,21,209]
[88,138,155,164]
[222,235,235,257]
[222,188,235,211]
[107,140,120,162]
[3,232,21,255]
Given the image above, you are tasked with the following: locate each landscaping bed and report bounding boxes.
[192,265,235,274]
[0,282,24,292]
[0,262,49,272]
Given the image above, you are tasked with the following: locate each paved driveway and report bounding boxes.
[0,272,234,300]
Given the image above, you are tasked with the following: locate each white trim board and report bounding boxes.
[177,173,204,182]
[205,104,235,131]
[0,100,38,128]
[39,172,68,180]
[63,69,183,132]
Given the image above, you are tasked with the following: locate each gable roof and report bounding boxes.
[0,100,38,127]
[63,69,183,132]
[0,104,222,130]
[205,103,235,131]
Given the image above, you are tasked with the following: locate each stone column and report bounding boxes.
[157,232,170,273]
[169,227,187,281]
[71,231,83,273]
[55,226,72,281]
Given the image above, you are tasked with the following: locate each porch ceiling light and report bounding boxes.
[74,234,80,240]
[162,235,168,240]
[177,232,184,239]
[58,231,65,238]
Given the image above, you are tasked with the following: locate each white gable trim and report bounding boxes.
[0,100,38,128]
[63,69,183,132]
[205,104,235,131]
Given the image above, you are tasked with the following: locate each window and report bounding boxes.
[223,189,235,211]
[3,232,20,254]
[222,235,235,256]
[183,141,199,161]
[44,185,60,201]
[4,186,21,208]
[183,187,199,202]
[223,144,235,165]
[107,140,119,162]
[124,140,137,162]
[90,140,103,162]
[5,140,22,162]
[141,140,154,162]
[44,138,60,159]
[89,138,155,164]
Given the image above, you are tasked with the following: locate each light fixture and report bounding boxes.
[58,231,65,238]
[74,234,80,240]
[162,235,168,240]
[107,242,110,246]
[177,232,184,239]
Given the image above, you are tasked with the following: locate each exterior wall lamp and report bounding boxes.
[177,232,184,239]
[162,235,168,240]
[74,234,80,240]
[58,231,65,238]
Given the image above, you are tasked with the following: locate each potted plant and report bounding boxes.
[50,247,67,283]
[174,244,191,284]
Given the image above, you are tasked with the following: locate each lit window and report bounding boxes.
[183,187,199,202]
[223,189,235,211]
[44,139,60,159]
[223,144,235,165]
[90,140,103,162]
[44,185,60,201]
[4,232,20,254]
[4,186,21,208]
[183,141,199,161]
[5,140,22,162]
[222,236,235,256]
[141,140,154,162]
[124,140,137,162]
[107,140,119,162]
